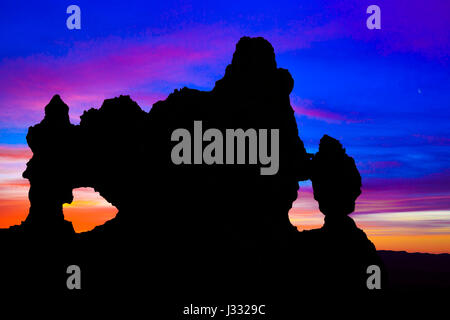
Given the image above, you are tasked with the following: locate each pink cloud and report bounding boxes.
[357,160,403,174]
[290,169,450,219]
[0,24,243,127]
[363,170,450,195]
[354,170,450,215]
[0,145,31,160]
[289,174,450,250]
[3,6,445,128]
[0,146,30,210]
[291,97,367,124]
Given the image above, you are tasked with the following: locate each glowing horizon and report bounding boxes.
[1,148,448,253]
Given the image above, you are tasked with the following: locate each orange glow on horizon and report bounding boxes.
[0,155,448,254]
[289,189,450,254]
[0,199,29,228]
[289,208,450,254]
[367,234,450,254]
[62,188,117,233]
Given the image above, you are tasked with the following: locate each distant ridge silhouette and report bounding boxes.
[7,36,447,309]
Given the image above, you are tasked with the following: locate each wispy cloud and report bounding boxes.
[0,24,243,126]
[412,134,450,146]
[289,186,450,253]
[292,97,368,124]
[0,145,31,160]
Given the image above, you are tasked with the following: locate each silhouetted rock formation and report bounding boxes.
[298,135,386,291]
[21,94,75,236]
[0,37,391,305]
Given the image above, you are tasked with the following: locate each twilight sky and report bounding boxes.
[0,0,449,253]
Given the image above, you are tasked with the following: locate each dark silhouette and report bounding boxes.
[0,37,394,309]
[297,135,387,292]
[378,250,450,292]
[21,94,76,236]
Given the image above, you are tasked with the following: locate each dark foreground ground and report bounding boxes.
[378,250,450,292]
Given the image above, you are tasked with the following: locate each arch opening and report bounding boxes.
[63,187,118,233]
